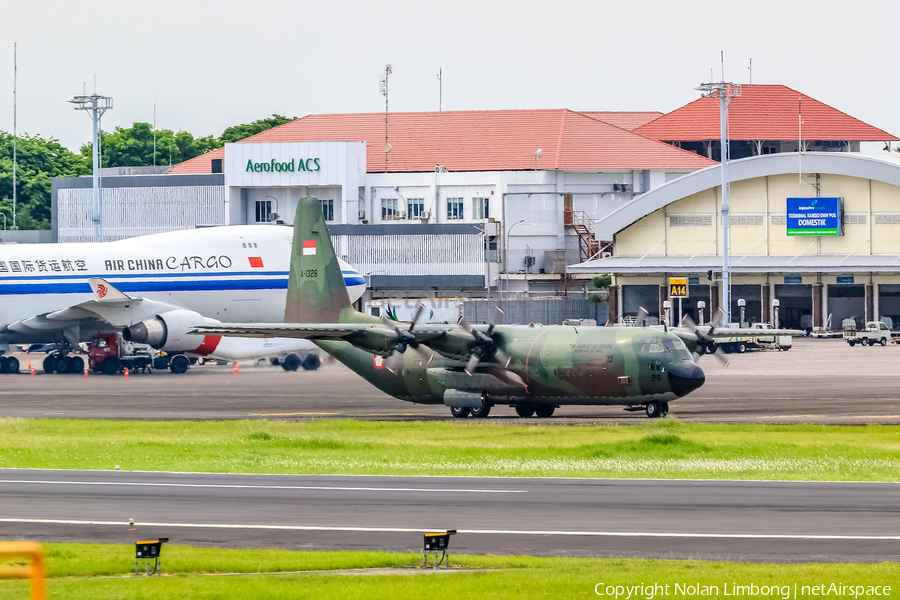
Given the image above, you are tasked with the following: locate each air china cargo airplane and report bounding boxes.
[0,225,366,374]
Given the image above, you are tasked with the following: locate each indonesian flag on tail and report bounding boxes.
[303,240,317,256]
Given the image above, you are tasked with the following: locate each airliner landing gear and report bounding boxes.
[660,402,669,417]
[450,406,470,418]
[515,406,535,418]
[0,356,20,374]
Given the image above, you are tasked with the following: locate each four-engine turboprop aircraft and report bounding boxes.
[193,196,729,419]
[0,224,365,375]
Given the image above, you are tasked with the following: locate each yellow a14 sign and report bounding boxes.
[669,277,688,298]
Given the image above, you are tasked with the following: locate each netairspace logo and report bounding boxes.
[594,582,893,599]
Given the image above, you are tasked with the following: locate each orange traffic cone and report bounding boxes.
[30,366,35,376]
[28,361,32,370]
[84,368,89,377]
[233,362,239,374]
[124,367,129,379]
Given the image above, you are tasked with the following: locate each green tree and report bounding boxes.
[589,274,612,304]
[220,114,295,143]
[0,132,89,229]
[80,123,225,168]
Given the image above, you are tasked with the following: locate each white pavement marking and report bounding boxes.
[0,518,897,541]
[0,479,524,494]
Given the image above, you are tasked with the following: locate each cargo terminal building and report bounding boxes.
[569,151,900,330]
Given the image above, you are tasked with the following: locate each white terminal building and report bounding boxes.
[52,85,900,328]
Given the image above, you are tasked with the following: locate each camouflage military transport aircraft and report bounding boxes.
[191,197,777,419]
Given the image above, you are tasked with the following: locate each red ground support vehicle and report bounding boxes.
[88,333,186,375]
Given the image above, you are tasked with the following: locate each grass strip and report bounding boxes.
[1,418,899,481]
[0,543,897,600]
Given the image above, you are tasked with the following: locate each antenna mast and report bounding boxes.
[748,58,752,84]
[68,86,113,242]
[437,68,442,111]
[696,52,741,325]
[12,42,17,231]
[380,64,392,173]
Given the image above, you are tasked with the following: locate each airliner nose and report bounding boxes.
[668,361,705,397]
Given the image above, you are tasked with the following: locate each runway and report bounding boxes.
[1,338,899,423]
[1,469,897,563]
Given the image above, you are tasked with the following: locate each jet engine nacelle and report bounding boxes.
[123,310,221,353]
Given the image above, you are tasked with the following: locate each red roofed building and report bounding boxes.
[173,109,712,175]
[635,84,897,161]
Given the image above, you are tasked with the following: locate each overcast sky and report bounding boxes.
[2,0,898,153]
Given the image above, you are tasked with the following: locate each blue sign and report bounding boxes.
[688,277,699,285]
[784,276,803,284]
[836,276,855,284]
[786,197,842,236]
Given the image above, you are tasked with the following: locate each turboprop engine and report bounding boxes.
[123,310,221,352]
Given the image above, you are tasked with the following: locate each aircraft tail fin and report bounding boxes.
[284,196,366,324]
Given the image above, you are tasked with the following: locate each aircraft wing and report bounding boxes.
[190,322,453,354]
[0,278,188,345]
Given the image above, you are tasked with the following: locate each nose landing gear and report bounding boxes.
[645,401,669,418]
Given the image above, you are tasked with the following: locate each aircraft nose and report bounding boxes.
[668,361,705,397]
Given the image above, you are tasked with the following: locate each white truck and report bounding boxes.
[717,323,793,353]
[843,320,891,347]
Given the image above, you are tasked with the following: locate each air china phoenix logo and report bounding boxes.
[97,284,108,299]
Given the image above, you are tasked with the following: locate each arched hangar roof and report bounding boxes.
[594,152,900,241]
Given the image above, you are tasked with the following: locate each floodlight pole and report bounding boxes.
[696,80,740,325]
[68,92,113,242]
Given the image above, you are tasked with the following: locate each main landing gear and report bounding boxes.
[645,401,669,419]
[41,352,84,375]
[449,404,493,418]
[450,404,557,419]
[0,355,21,374]
[515,405,555,418]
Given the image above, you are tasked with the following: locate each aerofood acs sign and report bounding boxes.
[786,197,842,236]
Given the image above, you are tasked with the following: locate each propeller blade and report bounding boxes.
[491,306,505,326]
[637,306,649,327]
[409,302,426,330]
[711,349,730,368]
[465,353,481,376]
[385,349,405,374]
[493,347,511,368]
[458,317,475,335]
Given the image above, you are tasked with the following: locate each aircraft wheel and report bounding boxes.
[43,355,55,374]
[882,338,889,346]
[5,356,17,374]
[535,405,555,418]
[301,354,321,371]
[645,401,661,419]
[661,401,669,416]
[470,404,492,418]
[67,356,84,374]
[0,357,7,374]
[515,406,535,418]
[101,357,119,376]
[736,343,747,354]
[53,356,69,374]
[450,406,470,418]
[281,353,301,372]
[169,355,189,374]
